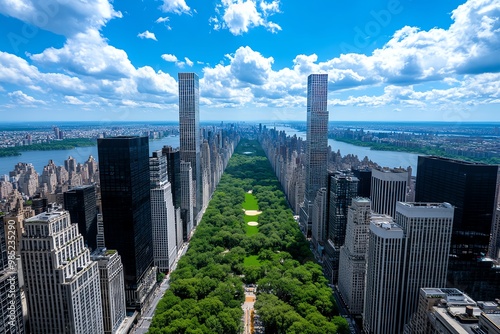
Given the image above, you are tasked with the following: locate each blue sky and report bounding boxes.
[0,0,499,122]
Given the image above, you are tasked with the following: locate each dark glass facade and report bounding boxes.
[98,136,153,286]
[63,185,98,250]
[415,156,500,300]
[415,156,498,259]
[324,172,358,283]
[352,167,372,198]
[162,146,181,208]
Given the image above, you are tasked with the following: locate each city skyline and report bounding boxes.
[0,0,499,122]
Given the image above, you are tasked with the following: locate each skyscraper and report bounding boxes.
[98,136,155,310]
[338,197,371,315]
[415,156,498,260]
[180,160,194,241]
[21,208,103,333]
[323,172,358,284]
[311,187,327,251]
[363,202,454,333]
[415,156,499,299]
[63,184,98,250]
[91,248,127,334]
[363,218,405,334]
[491,207,500,260]
[150,151,178,272]
[395,202,454,331]
[0,217,24,334]
[300,73,329,235]
[162,146,181,208]
[178,72,201,222]
[370,167,408,218]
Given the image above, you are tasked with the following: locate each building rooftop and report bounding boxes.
[24,205,66,223]
[423,287,500,333]
[398,202,453,209]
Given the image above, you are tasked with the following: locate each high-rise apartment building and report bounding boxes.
[178,72,201,222]
[98,136,155,310]
[363,218,405,334]
[415,156,499,259]
[180,160,194,241]
[363,202,454,333]
[395,202,454,331]
[63,184,98,250]
[21,208,103,333]
[323,172,358,284]
[0,217,24,334]
[91,248,126,334]
[150,151,178,272]
[338,197,371,315]
[370,167,408,217]
[300,73,329,235]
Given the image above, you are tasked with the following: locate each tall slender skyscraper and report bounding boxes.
[150,151,178,272]
[98,136,155,310]
[300,73,329,235]
[21,208,103,334]
[63,184,98,250]
[178,72,201,222]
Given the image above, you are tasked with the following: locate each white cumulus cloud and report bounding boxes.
[160,0,191,15]
[137,31,158,41]
[161,54,178,62]
[185,57,194,67]
[8,90,45,105]
[210,0,282,35]
[0,0,121,37]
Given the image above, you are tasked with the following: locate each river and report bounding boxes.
[1,128,420,177]
[271,126,418,175]
[0,136,180,176]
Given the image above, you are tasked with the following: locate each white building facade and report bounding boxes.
[337,197,371,315]
[150,151,178,272]
[21,208,103,334]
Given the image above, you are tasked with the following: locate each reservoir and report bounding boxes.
[0,136,180,176]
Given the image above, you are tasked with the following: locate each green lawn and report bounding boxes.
[244,255,261,267]
[242,193,259,210]
[246,224,259,236]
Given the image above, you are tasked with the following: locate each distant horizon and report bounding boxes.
[1,120,499,125]
[1,0,499,122]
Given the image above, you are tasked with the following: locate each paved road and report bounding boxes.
[332,285,361,334]
[242,286,256,334]
[131,243,189,334]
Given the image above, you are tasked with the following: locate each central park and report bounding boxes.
[149,139,349,334]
